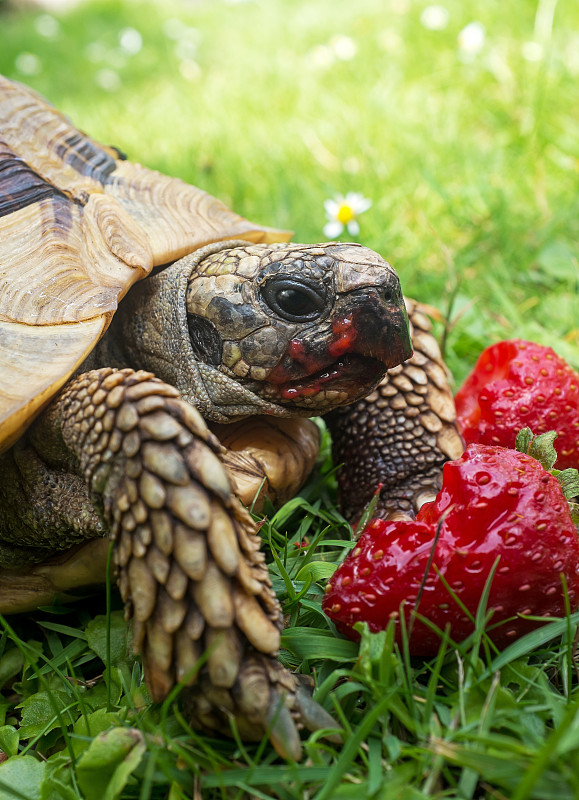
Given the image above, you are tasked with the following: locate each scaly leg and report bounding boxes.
[27,367,336,758]
[325,299,464,522]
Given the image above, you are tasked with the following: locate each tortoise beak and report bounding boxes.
[329,285,412,370]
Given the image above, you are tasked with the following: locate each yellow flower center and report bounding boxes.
[337,203,355,224]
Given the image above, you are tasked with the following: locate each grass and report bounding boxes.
[1,0,579,796]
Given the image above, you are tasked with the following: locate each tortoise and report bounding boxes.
[0,75,463,759]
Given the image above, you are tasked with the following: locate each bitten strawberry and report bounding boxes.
[455,339,579,468]
[323,443,579,654]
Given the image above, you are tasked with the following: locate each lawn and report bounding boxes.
[1,0,579,797]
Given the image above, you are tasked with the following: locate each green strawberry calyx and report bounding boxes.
[515,427,579,523]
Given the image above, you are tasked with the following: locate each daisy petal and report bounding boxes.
[323,221,344,239]
[344,192,372,213]
[324,199,340,216]
[346,219,360,236]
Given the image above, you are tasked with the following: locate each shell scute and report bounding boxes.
[54,130,118,184]
[0,74,290,450]
[0,142,68,218]
[0,317,106,452]
[0,196,149,325]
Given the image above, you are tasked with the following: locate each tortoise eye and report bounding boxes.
[261,277,327,323]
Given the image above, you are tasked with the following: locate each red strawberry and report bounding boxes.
[323,443,579,654]
[455,339,579,468]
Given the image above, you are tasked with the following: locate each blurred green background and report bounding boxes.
[1,0,579,384]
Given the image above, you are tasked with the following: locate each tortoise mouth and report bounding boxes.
[264,354,387,410]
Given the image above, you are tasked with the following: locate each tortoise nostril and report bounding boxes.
[380,278,403,306]
[381,287,393,304]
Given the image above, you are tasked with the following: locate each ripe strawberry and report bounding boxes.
[455,339,579,468]
[323,443,579,654]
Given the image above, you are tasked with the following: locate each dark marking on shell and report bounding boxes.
[0,143,66,218]
[47,193,74,235]
[108,144,127,161]
[55,132,117,183]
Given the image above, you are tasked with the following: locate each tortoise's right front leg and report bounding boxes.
[31,367,337,759]
[325,300,464,523]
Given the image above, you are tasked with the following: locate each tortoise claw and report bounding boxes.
[182,654,341,759]
[267,694,303,761]
[267,683,342,760]
[294,685,342,744]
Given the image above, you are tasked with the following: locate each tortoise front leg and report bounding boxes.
[32,367,336,759]
[325,299,464,523]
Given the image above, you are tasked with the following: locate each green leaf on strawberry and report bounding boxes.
[515,427,558,472]
[515,426,579,503]
[553,470,579,503]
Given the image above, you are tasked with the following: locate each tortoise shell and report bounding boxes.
[0,75,290,453]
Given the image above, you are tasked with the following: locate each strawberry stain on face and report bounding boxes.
[287,338,307,361]
[328,315,357,358]
[268,313,367,401]
[268,337,324,388]
[280,384,320,400]
[278,363,347,401]
[268,336,333,400]
[264,297,411,406]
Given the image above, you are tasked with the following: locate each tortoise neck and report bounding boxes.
[87,247,295,424]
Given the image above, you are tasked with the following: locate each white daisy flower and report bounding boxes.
[119,28,143,56]
[323,192,372,239]
[15,52,42,76]
[35,14,60,39]
[420,5,449,31]
[458,21,486,56]
[330,34,357,61]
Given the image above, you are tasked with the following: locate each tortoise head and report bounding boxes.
[113,241,412,422]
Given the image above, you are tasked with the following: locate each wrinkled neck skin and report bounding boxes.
[90,240,412,424]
